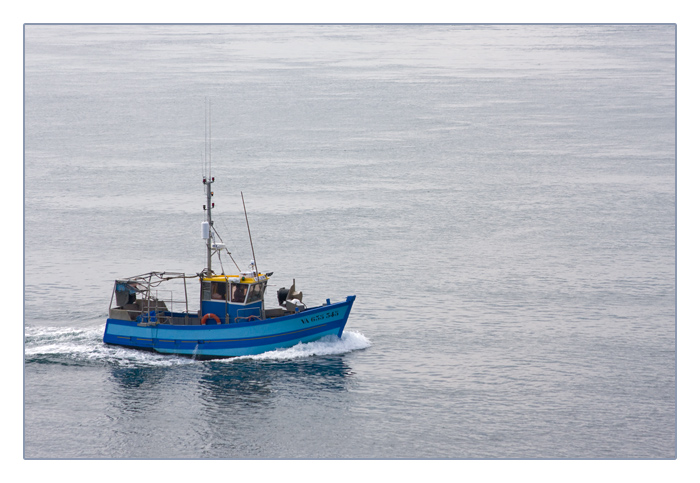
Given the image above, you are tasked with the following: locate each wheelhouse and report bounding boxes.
[200,273,270,324]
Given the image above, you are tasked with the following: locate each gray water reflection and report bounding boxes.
[102,354,356,457]
[197,356,354,409]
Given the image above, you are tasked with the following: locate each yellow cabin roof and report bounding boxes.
[203,274,269,284]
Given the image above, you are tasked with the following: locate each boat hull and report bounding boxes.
[103,295,355,358]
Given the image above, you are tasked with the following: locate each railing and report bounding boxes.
[233,306,263,323]
[110,290,195,325]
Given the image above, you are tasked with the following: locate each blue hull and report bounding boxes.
[103,295,355,358]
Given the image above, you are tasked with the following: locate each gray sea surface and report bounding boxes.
[23,24,675,459]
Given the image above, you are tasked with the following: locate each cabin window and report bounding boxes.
[201,281,211,301]
[229,282,266,304]
[247,282,266,304]
[231,283,248,303]
[210,281,227,300]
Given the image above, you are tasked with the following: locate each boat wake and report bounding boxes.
[234,331,372,361]
[24,325,370,367]
[24,325,192,367]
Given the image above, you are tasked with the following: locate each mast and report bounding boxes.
[203,98,214,277]
[205,178,213,277]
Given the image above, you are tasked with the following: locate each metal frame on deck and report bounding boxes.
[109,271,199,324]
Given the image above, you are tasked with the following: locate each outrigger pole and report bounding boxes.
[241,191,259,279]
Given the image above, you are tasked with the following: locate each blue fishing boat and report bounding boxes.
[103,107,355,359]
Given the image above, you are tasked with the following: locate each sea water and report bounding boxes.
[23,24,675,459]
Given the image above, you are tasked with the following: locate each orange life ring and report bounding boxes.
[247,316,260,322]
[201,313,221,325]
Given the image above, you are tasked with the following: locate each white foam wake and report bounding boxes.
[24,325,104,356]
[24,325,194,367]
[238,330,372,361]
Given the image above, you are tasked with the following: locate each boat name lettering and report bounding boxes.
[301,310,339,324]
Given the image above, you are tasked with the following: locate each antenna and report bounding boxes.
[208,98,212,180]
[204,98,209,173]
